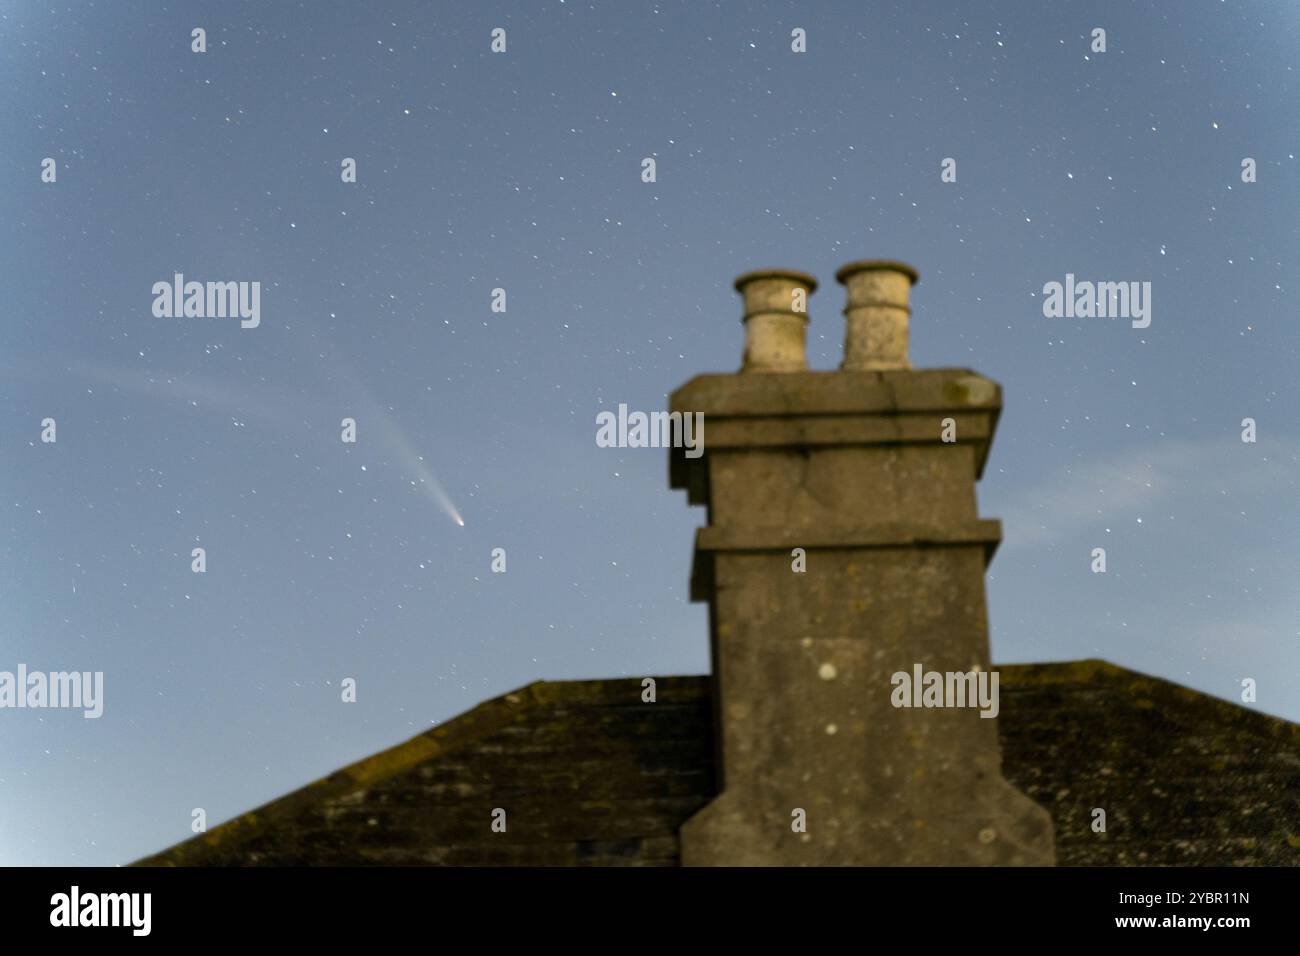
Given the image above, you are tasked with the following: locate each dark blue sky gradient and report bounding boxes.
[1,1,1298,865]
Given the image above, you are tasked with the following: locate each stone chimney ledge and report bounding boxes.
[669,367,1003,506]
[687,519,1003,602]
[670,367,999,416]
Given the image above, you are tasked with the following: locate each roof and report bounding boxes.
[134,661,1300,866]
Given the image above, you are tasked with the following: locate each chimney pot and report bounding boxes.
[733,269,818,372]
[836,259,919,371]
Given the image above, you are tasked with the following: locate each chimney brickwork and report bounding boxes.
[669,261,1056,866]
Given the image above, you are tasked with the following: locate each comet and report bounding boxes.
[332,353,465,528]
[368,408,465,527]
[49,351,467,528]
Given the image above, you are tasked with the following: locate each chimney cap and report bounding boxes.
[733,268,819,294]
[835,259,919,286]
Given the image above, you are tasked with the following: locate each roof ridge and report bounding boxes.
[133,679,555,865]
[997,658,1300,745]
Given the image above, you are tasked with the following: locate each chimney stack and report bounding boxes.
[734,269,817,372]
[838,259,918,370]
[669,261,1055,866]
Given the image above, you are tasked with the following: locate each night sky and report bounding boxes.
[3,1,1298,866]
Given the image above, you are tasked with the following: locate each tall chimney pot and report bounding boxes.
[734,269,817,372]
[837,259,919,370]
